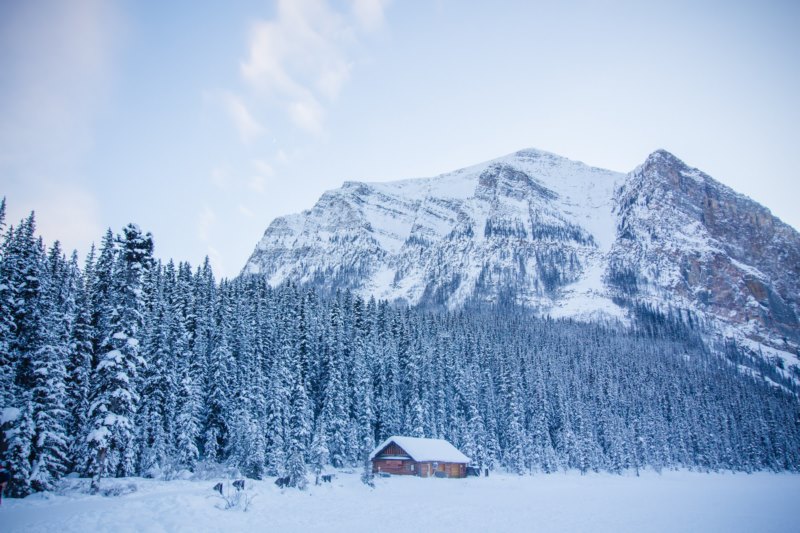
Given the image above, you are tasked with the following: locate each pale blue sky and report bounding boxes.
[1,0,798,277]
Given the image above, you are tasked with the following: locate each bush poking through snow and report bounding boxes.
[213,480,254,511]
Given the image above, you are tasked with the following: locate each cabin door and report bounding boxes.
[449,464,460,478]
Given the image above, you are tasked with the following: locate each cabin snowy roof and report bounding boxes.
[370,436,471,463]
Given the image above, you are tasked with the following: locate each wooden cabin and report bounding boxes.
[370,436,471,478]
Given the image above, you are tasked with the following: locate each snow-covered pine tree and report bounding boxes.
[201,286,233,462]
[277,285,309,488]
[192,258,216,362]
[404,354,426,439]
[191,257,216,460]
[5,214,45,394]
[373,302,401,440]
[458,361,488,472]
[86,224,153,490]
[88,230,116,360]
[3,402,34,497]
[286,366,311,489]
[0,222,17,408]
[319,299,349,468]
[226,405,267,479]
[501,353,528,475]
[0,213,46,495]
[172,262,202,471]
[527,366,557,473]
[136,261,172,476]
[174,369,201,471]
[309,420,329,485]
[226,280,267,479]
[66,250,94,471]
[259,284,290,477]
[75,229,119,474]
[29,242,72,491]
[351,299,375,485]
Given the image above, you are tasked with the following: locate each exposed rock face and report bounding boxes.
[610,150,800,349]
[244,148,800,359]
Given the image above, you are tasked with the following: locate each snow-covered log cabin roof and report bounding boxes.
[370,436,471,463]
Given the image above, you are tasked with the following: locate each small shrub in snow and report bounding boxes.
[213,481,254,512]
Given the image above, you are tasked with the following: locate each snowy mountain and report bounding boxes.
[243,148,800,360]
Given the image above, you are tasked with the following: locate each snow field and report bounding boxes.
[3,470,799,533]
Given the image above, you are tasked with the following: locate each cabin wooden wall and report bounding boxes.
[416,462,467,478]
[372,459,467,478]
[372,458,417,475]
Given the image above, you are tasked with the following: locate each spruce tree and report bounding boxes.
[320,300,349,468]
[0,214,45,495]
[29,242,72,491]
[202,287,232,462]
[3,401,34,496]
[0,224,17,407]
[86,225,153,490]
[66,251,94,470]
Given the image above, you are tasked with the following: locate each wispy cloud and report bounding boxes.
[242,159,275,219]
[352,0,390,32]
[234,0,389,136]
[252,158,275,176]
[201,0,390,275]
[238,204,255,218]
[222,92,266,143]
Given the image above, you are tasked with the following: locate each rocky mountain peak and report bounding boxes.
[645,148,684,166]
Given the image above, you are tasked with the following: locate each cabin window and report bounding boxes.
[408,463,414,472]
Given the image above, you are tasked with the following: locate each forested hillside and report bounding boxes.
[1,203,798,497]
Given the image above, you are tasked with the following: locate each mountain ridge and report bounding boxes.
[244,148,800,368]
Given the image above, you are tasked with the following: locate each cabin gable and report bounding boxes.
[375,442,411,460]
[371,441,417,475]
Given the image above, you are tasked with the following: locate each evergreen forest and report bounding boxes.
[1,201,798,497]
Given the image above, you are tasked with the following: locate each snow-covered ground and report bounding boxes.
[3,470,798,532]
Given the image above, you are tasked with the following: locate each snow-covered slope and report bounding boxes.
[245,148,626,320]
[243,148,800,360]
